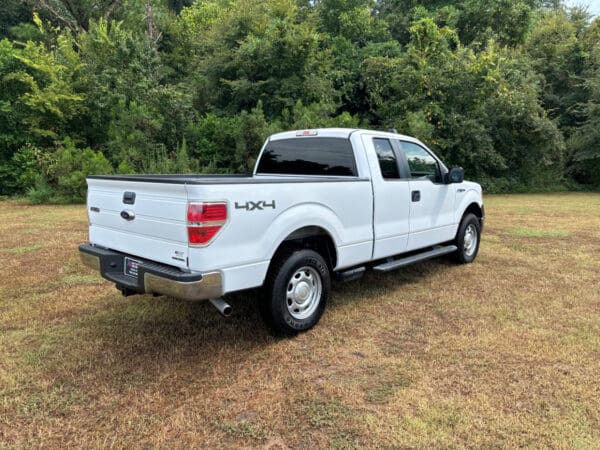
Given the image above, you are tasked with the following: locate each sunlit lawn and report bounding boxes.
[1,193,599,448]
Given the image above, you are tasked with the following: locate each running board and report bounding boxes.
[336,266,366,282]
[373,245,458,272]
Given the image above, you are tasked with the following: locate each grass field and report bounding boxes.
[1,193,599,448]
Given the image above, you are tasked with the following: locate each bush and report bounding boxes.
[186,103,281,174]
[27,175,52,204]
[46,138,113,203]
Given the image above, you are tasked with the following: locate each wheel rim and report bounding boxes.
[286,266,322,320]
[463,224,478,257]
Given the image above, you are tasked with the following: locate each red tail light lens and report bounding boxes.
[187,203,227,223]
[187,202,227,245]
[188,225,222,245]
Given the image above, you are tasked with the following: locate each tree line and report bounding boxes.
[0,0,599,202]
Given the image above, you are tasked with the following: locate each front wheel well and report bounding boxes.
[459,202,485,234]
[463,202,483,220]
[271,226,337,272]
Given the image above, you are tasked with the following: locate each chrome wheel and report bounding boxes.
[463,224,478,257]
[286,266,322,320]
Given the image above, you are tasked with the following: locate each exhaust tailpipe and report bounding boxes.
[209,298,232,317]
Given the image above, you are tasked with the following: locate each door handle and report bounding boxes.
[411,190,421,202]
[123,191,136,205]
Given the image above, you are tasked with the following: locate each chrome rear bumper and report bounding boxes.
[79,244,222,301]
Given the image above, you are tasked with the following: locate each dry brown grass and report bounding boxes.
[1,193,599,449]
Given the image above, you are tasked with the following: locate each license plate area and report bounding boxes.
[124,257,141,278]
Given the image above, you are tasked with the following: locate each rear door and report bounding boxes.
[87,178,190,268]
[398,142,456,251]
[363,135,411,259]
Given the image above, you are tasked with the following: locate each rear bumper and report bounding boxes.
[78,244,222,301]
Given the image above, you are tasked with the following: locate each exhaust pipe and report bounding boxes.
[209,298,232,317]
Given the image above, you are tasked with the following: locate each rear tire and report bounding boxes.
[261,249,330,336]
[453,213,481,264]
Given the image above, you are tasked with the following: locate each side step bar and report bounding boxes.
[336,266,366,282]
[373,245,458,273]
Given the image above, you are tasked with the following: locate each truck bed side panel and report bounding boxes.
[186,179,374,292]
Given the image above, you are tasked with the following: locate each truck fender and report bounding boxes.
[262,202,343,267]
[455,189,483,224]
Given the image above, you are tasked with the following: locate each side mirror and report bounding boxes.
[446,167,464,184]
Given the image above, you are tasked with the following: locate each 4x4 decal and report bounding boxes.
[235,200,276,211]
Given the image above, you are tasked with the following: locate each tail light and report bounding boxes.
[187,202,227,246]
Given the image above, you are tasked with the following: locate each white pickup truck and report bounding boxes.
[80,128,484,335]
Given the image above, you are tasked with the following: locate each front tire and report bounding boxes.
[453,213,481,264]
[261,249,331,336]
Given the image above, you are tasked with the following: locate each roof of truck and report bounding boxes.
[269,128,419,143]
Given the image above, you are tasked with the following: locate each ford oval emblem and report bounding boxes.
[120,210,135,221]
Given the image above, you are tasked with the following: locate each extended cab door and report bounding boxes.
[362,135,411,259]
[398,141,456,251]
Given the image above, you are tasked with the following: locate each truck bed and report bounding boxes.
[88,174,368,185]
[86,174,374,283]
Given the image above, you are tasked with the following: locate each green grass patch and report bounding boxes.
[19,382,88,418]
[7,243,43,254]
[507,227,570,238]
[61,274,103,286]
[302,397,351,428]
[330,431,360,450]
[405,402,464,436]
[220,421,266,441]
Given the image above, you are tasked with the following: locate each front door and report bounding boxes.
[398,141,456,251]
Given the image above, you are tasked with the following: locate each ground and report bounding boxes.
[0,193,599,449]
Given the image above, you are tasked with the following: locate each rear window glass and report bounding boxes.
[256,138,357,176]
[373,138,400,179]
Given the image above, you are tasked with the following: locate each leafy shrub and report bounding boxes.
[46,138,113,203]
[12,144,41,190]
[186,103,281,173]
[27,175,53,204]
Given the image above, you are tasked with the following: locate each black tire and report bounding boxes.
[453,213,481,264]
[261,249,331,336]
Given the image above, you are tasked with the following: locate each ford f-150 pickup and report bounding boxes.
[79,128,484,335]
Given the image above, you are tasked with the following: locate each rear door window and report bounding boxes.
[373,138,400,179]
[256,138,357,176]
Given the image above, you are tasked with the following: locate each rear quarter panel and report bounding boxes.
[186,180,373,292]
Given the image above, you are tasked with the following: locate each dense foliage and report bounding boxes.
[0,0,598,201]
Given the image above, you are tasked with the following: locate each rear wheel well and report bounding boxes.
[271,227,337,272]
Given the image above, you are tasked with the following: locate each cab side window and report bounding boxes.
[401,142,441,183]
[373,138,400,179]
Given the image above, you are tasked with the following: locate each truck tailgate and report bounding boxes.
[87,178,189,269]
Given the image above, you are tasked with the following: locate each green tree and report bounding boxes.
[567,17,600,185]
[363,18,564,190]
[525,10,583,129]
[0,0,599,200]
[0,0,33,39]
[176,0,337,118]
[0,16,86,195]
